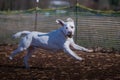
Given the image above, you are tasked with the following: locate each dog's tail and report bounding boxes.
[13,31,31,39]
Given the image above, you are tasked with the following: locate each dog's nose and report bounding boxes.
[68,31,72,35]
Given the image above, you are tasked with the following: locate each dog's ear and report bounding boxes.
[67,18,74,22]
[56,19,65,26]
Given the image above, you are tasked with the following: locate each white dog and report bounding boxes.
[9,18,93,68]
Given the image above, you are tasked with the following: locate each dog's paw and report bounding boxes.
[9,56,13,60]
[77,57,83,61]
[87,49,93,53]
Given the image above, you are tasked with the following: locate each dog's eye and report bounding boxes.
[66,27,68,29]
[71,26,74,29]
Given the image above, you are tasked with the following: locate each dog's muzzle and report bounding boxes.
[67,32,73,38]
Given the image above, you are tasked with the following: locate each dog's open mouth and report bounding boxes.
[67,34,73,38]
[66,32,73,38]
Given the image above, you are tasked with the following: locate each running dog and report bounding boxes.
[9,18,93,68]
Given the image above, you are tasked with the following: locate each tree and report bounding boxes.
[109,0,120,11]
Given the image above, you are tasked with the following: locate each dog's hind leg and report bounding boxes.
[23,46,34,68]
[9,34,32,60]
[9,46,25,60]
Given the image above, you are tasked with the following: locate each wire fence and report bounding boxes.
[0,3,120,51]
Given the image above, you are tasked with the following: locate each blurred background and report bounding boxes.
[0,0,120,51]
[0,0,120,11]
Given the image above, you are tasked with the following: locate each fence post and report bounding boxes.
[34,0,39,31]
[75,0,78,43]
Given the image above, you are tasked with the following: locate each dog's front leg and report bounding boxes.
[70,39,93,52]
[72,43,93,52]
[63,42,82,60]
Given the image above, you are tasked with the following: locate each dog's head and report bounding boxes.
[56,18,75,38]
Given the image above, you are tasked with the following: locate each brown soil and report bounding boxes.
[0,44,120,80]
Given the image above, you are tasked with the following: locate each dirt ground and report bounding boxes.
[0,44,120,80]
